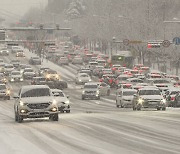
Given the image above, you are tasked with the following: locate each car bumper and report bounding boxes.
[82,94,100,99]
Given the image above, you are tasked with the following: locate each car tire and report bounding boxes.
[82,97,85,100]
[157,107,161,110]
[66,110,70,113]
[162,107,166,111]
[15,113,18,122]
[17,113,23,123]
[107,90,110,96]
[137,105,141,111]
[97,96,100,100]
[7,96,10,100]
[133,106,136,111]
[50,113,59,121]
[116,104,120,108]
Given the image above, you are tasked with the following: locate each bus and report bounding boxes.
[111,51,134,68]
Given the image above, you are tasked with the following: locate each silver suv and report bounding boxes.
[82,82,100,100]
[132,87,166,111]
[14,85,59,123]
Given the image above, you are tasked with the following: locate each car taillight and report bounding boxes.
[171,97,175,101]
[112,68,116,71]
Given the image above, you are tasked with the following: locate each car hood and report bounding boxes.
[21,96,54,104]
[140,95,163,100]
[54,97,69,104]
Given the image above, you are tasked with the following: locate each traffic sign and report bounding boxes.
[162,40,171,47]
[123,39,129,46]
[173,37,180,45]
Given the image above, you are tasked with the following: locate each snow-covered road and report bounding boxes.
[0,49,180,154]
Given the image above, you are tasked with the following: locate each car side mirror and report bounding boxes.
[67,95,70,98]
[133,94,137,97]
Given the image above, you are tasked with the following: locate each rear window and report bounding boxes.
[84,85,98,89]
[139,90,161,95]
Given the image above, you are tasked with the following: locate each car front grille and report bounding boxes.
[27,103,50,109]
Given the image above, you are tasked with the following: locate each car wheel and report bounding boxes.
[7,96,10,100]
[133,106,136,111]
[82,97,84,100]
[116,104,120,108]
[17,113,23,123]
[97,96,100,100]
[15,112,18,122]
[157,107,161,110]
[162,107,166,111]
[66,110,70,113]
[107,90,110,96]
[137,105,141,111]
[50,113,59,121]
[121,105,124,108]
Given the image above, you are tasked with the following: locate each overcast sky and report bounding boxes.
[0,0,48,23]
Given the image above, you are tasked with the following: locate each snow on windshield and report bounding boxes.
[21,88,50,98]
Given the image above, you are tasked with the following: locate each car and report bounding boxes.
[38,67,50,76]
[96,59,106,66]
[10,59,20,68]
[44,69,60,80]
[72,56,83,64]
[14,85,59,123]
[51,89,70,113]
[132,87,166,111]
[127,78,144,85]
[23,68,36,79]
[173,93,180,107]
[58,57,69,65]
[11,46,22,54]
[9,71,23,82]
[75,73,91,85]
[3,64,15,76]
[92,65,104,76]
[0,84,10,100]
[116,89,137,108]
[31,77,46,85]
[29,56,41,65]
[88,61,98,71]
[151,78,173,92]
[18,64,31,74]
[78,67,92,77]
[0,49,9,56]
[96,82,111,96]
[16,50,25,57]
[0,73,7,84]
[82,82,100,100]
[164,87,180,107]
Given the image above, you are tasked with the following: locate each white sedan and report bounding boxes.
[51,89,70,113]
[75,73,91,85]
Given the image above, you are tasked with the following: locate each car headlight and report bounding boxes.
[161,99,166,104]
[6,90,10,95]
[138,98,144,104]
[55,74,59,78]
[7,51,9,53]
[65,100,70,104]
[11,78,14,81]
[46,74,50,78]
[96,90,100,95]
[20,78,23,81]
[19,100,24,106]
[89,79,92,81]
[82,90,85,94]
[79,79,82,82]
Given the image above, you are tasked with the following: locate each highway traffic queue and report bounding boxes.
[0,41,180,123]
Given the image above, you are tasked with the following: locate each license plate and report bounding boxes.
[33,109,45,112]
[149,102,157,105]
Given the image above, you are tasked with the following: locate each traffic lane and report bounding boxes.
[1,110,179,154]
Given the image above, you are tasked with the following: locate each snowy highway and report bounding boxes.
[0,49,180,154]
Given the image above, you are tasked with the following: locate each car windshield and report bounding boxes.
[0,84,6,90]
[11,60,19,63]
[80,74,89,77]
[153,80,170,84]
[123,91,137,96]
[25,69,33,72]
[32,57,39,59]
[5,65,13,68]
[52,91,64,97]
[12,72,20,75]
[84,85,98,89]
[139,90,161,95]
[48,70,57,74]
[21,88,50,98]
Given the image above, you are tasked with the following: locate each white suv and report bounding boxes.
[14,85,59,123]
